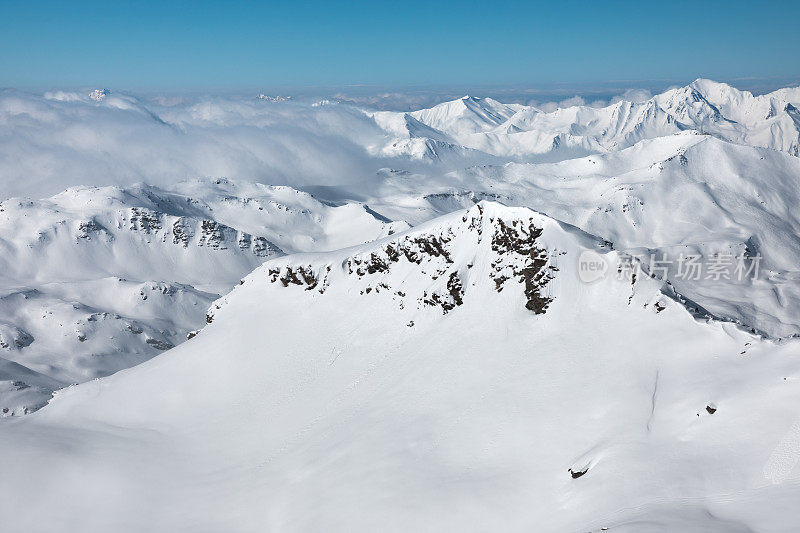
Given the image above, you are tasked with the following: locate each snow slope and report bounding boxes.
[360,132,800,339]
[2,80,800,530]
[0,178,405,415]
[6,127,798,414]
[1,204,798,532]
[3,81,800,416]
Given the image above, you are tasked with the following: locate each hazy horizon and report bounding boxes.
[5,75,800,112]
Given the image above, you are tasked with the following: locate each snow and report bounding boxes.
[1,79,800,530]
[2,204,800,531]
[369,79,800,159]
[0,178,402,414]
[354,133,800,339]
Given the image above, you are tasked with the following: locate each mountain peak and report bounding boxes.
[219,202,612,328]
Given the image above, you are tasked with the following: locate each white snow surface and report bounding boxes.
[371,80,800,160]
[2,203,800,532]
[0,178,403,414]
[1,79,800,530]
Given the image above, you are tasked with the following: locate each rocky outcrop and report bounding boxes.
[262,204,557,316]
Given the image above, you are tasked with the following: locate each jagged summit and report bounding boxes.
[408,95,520,135]
[229,202,579,319]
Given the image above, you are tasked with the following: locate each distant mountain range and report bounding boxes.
[371,79,800,160]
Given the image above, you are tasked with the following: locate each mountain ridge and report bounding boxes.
[3,202,798,531]
[0,178,406,415]
[370,79,800,160]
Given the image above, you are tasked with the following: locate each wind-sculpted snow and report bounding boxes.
[3,204,800,531]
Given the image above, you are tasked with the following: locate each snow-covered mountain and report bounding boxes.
[4,79,798,200]
[371,79,800,160]
[2,203,799,531]
[0,178,405,415]
[359,132,800,340]
[4,98,800,415]
[2,79,800,531]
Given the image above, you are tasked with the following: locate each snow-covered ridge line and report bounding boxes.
[0,177,407,416]
[205,202,571,324]
[370,78,800,160]
[364,132,800,339]
[2,79,800,530]
[9,200,797,531]
[201,201,790,346]
[3,79,799,200]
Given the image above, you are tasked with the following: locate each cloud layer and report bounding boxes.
[0,90,405,199]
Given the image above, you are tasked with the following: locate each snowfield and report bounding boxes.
[3,204,800,531]
[0,179,403,414]
[1,79,800,531]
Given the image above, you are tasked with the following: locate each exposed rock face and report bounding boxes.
[121,207,282,257]
[0,325,34,351]
[145,338,175,351]
[172,219,194,247]
[76,219,113,242]
[269,265,323,290]
[261,203,556,316]
[569,467,589,479]
[128,207,163,233]
[489,216,554,314]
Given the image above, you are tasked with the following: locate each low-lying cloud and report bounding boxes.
[0,90,402,199]
[0,84,688,200]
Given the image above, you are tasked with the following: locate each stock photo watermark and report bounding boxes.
[578,250,762,284]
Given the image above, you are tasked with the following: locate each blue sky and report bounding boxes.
[2,0,799,89]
